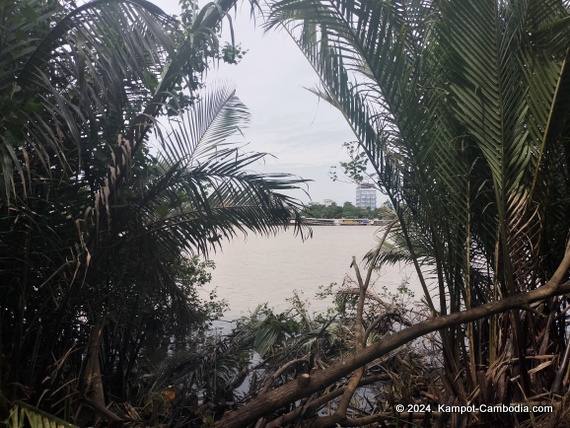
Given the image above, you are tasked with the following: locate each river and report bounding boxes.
[204,226,423,320]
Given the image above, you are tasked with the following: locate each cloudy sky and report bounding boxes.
[160,0,383,205]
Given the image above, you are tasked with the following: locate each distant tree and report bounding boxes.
[323,202,343,218]
[303,203,325,217]
[341,201,360,218]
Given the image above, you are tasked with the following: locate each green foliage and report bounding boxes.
[236,304,303,357]
[0,0,309,425]
[267,0,570,420]
[178,257,228,323]
[302,201,379,219]
[331,141,370,184]
[5,401,79,428]
[219,42,247,64]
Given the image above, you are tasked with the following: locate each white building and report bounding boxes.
[355,183,377,209]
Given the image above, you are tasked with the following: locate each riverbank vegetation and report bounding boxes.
[301,200,393,219]
[214,0,570,426]
[4,0,570,427]
[0,0,309,425]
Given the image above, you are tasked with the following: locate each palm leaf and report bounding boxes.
[160,85,250,162]
[135,83,312,257]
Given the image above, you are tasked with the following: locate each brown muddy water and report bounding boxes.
[204,226,426,320]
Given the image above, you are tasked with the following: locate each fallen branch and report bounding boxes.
[265,374,389,428]
[259,357,311,394]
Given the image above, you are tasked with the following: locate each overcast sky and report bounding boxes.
[159,0,383,206]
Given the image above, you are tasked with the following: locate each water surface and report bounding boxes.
[205,226,422,319]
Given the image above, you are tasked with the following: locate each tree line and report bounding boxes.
[301,201,393,219]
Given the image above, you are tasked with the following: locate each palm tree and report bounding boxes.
[0,0,309,423]
[266,0,570,419]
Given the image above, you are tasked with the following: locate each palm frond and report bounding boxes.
[7,401,78,428]
[135,147,310,257]
[160,85,250,163]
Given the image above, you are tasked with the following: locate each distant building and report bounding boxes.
[356,183,377,209]
[322,199,334,206]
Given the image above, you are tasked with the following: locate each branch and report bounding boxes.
[336,218,398,417]
[259,357,310,394]
[265,374,389,428]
